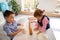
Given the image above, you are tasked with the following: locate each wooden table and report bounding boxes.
[13,29,56,40]
[13,17,56,40]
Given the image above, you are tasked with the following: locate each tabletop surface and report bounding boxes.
[13,17,56,40]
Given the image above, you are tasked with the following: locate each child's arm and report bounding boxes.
[17,23,26,34]
[38,17,49,33]
[37,17,49,34]
[3,27,22,36]
[8,29,21,36]
[34,22,39,31]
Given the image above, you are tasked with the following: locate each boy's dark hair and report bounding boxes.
[34,9,45,17]
[3,10,14,18]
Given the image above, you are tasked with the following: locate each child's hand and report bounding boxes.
[37,31,41,35]
[34,28,39,31]
[17,29,22,33]
[20,24,24,26]
[21,29,26,34]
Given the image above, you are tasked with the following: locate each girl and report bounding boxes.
[34,9,50,34]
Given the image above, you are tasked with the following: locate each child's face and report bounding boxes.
[5,14,15,23]
[36,16,42,21]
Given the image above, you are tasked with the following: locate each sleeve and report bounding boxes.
[17,23,21,26]
[39,17,49,32]
[36,22,39,29]
[3,26,12,35]
[14,21,21,26]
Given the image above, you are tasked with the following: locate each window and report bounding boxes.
[55,0,60,13]
[21,0,39,12]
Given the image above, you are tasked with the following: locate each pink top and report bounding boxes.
[36,17,49,32]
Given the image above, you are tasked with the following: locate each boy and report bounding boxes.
[3,10,24,40]
[34,9,50,34]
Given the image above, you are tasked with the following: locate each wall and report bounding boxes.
[37,0,57,12]
[0,0,6,2]
[15,0,57,12]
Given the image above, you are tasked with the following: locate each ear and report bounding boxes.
[5,17,7,19]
